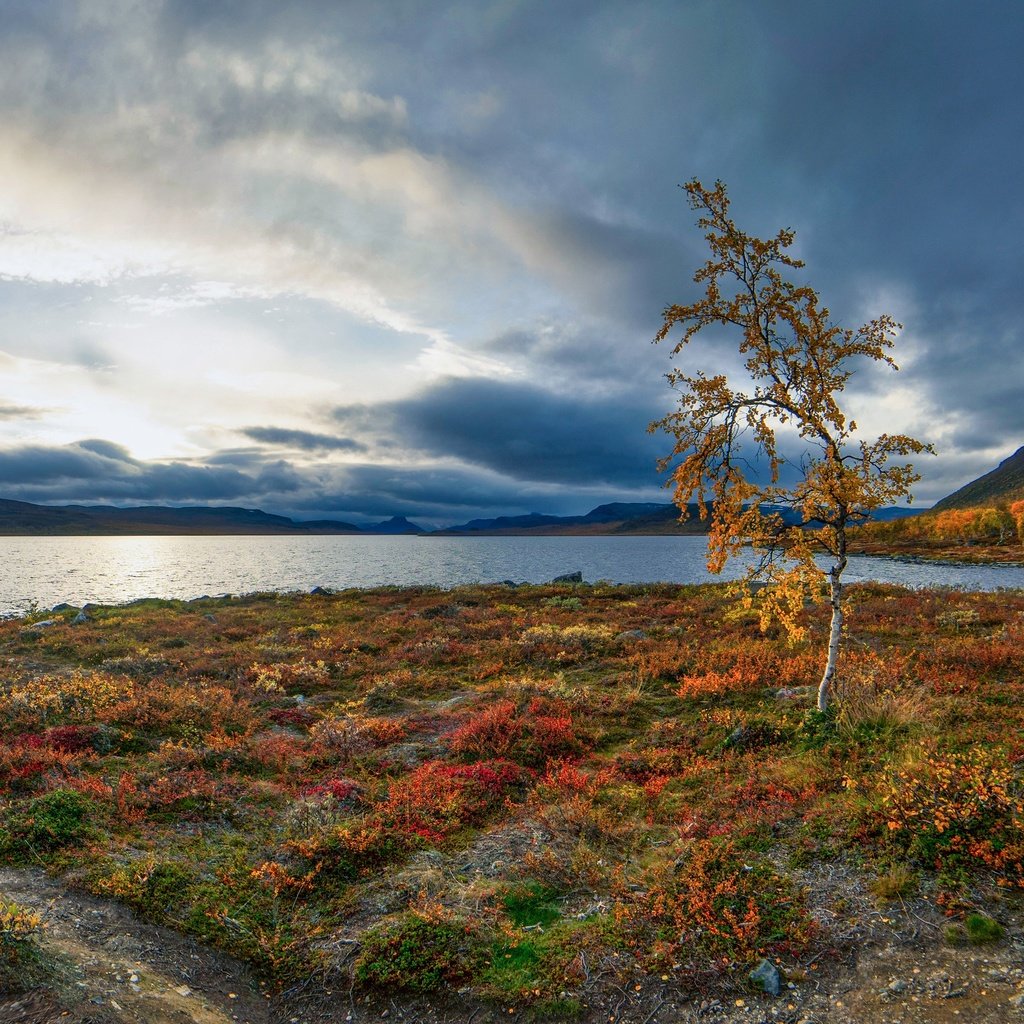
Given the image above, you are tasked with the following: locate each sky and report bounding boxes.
[0,0,1021,527]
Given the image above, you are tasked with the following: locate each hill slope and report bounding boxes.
[932,445,1024,510]
[0,499,364,536]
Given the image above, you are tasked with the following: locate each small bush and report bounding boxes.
[798,707,838,748]
[615,840,813,970]
[449,697,589,767]
[869,865,917,903]
[2,788,93,853]
[355,909,487,992]
[881,750,1023,883]
[0,900,45,994]
[102,861,194,921]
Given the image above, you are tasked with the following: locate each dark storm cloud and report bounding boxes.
[241,427,366,452]
[0,437,638,526]
[335,376,669,489]
[301,463,585,523]
[1,0,1021,511]
[0,441,266,502]
[715,2,1024,472]
[516,209,692,328]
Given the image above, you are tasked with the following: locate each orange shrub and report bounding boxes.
[881,750,1024,884]
[614,839,812,969]
[676,667,744,700]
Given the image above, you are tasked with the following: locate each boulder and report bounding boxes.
[549,571,583,584]
[749,958,781,996]
[775,685,816,701]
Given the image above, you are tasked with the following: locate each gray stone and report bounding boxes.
[775,685,816,700]
[616,629,648,641]
[749,958,781,996]
[549,571,583,584]
[72,610,89,624]
[724,725,751,748]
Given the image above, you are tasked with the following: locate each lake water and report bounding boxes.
[1,534,1022,615]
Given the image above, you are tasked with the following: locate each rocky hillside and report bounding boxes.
[932,445,1024,510]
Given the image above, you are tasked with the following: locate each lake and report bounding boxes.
[1,534,1022,616]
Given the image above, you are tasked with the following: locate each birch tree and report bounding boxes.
[651,179,932,712]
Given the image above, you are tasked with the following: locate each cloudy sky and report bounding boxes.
[1,0,1021,526]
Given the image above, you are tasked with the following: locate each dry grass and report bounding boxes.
[836,680,933,739]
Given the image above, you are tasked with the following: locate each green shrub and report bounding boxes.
[114,862,194,921]
[355,910,488,992]
[2,789,93,853]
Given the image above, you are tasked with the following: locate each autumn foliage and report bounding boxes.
[0,582,1021,1008]
[859,498,1024,552]
[652,180,931,710]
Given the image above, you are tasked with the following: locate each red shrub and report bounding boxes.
[267,707,317,729]
[43,725,101,753]
[0,735,83,793]
[304,778,360,802]
[448,700,521,759]
[448,697,588,766]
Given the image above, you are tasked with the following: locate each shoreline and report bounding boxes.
[7,568,1024,624]
[847,546,1024,569]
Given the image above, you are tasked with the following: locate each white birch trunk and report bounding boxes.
[817,560,845,713]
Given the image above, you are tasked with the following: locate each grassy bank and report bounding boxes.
[1,582,1022,1017]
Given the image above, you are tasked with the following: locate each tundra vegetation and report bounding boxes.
[0,583,1022,1015]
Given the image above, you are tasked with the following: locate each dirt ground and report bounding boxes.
[2,866,1023,1024]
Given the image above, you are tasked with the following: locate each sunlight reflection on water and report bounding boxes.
[1,534,1021,614]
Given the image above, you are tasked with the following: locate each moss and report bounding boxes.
[964,913,1005,944]
[501,883,562,929]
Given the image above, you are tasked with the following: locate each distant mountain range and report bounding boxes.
[0,499,421,536]
[931,445,1024,511]
[434,502,707,536]
[0,497,923,537]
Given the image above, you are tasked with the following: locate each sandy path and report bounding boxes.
[0,868,270,1024]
